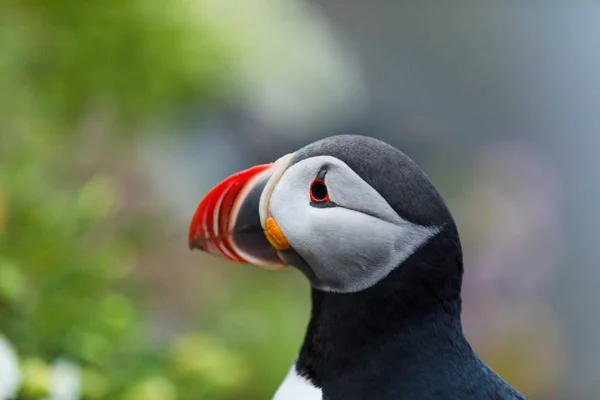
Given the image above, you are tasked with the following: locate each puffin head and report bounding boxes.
[189,134,459,294]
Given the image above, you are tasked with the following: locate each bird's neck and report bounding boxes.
[296,228,482,399]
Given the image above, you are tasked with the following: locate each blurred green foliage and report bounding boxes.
[0,1,269,399]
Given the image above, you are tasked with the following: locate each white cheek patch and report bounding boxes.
[269,155,441,293]
[302,207,438,292]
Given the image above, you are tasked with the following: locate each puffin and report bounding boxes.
[188,135,527,400]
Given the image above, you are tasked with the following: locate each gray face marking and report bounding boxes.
[269,155,440,293]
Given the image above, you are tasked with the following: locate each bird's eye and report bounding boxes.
[310,181,328,202]
[310,170,330,203]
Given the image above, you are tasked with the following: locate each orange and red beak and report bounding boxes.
[189,155,292,269]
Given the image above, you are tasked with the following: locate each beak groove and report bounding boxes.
[189,164,271,254]
[189,154,292,269]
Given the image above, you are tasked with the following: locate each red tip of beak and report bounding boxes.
[189,164,273,262]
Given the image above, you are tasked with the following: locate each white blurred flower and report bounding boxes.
[44,359,81,400]
[0,335,21,400]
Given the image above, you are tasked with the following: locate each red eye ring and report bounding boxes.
[310,177,330,203]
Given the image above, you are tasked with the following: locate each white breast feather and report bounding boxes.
[272,364,322,400]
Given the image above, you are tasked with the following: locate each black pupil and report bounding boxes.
[311,181,328,201]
